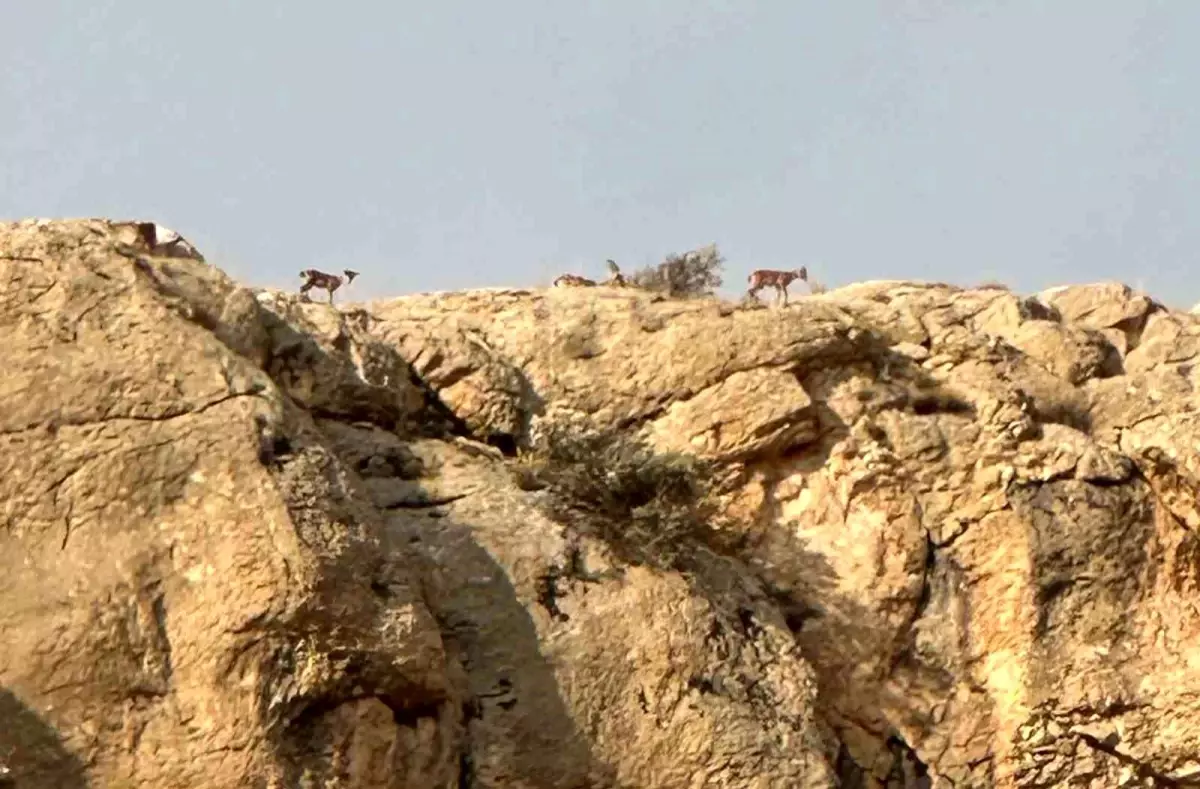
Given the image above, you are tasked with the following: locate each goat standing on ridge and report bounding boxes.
[603,259,630,287]
[747,267,808,307]
[300,268,359,304]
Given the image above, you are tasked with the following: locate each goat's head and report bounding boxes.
[343,269,360,283]
[795,266,808,281]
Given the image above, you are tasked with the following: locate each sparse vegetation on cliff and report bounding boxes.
[516,422,723,571]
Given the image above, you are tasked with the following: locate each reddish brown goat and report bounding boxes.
[747,267,808,306]
[300,268,359,304]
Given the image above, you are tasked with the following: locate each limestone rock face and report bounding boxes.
[0,221,836,788]
[361,279,1200,786]
[3,220,1200,788]
[0,219,453,789]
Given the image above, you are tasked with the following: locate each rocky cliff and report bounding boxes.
[2,219,1199,788]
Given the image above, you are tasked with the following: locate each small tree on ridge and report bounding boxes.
[630,243,724,298]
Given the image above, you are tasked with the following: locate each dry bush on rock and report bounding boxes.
[517,422,723,571]
[630,244,724,298]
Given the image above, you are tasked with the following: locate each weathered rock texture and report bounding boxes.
[2,220,1200,788]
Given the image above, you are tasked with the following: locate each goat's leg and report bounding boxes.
[300,282,314,299]
[327,287,335,305]
[748,285,761,302]
[781,285,789,307]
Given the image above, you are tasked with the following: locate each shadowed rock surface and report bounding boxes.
[2,219,1199,787]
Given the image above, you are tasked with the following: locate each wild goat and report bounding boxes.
[747,267,808,306]
[134,222,202,260]
[300,268,359,304]
[554,261,630,289]
[552,273,597,288]
[604,259,629,287]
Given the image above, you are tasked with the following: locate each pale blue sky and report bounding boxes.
[2,2,1198,306]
